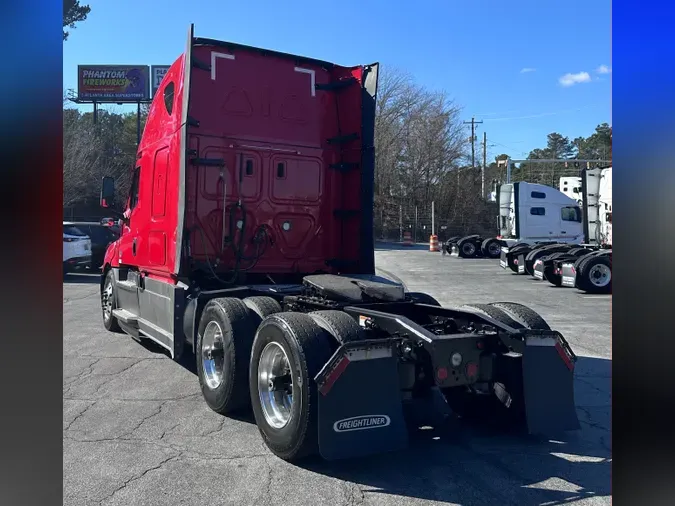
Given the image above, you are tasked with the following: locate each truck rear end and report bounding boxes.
[177,32,377,284]
[98,25,580,462]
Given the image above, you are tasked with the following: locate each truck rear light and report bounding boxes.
[436,367,448,381]
[465,362,478,379]
[476,340,484,350]
[514,259,518,265]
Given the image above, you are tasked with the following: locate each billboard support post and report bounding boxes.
[137,102,141,146]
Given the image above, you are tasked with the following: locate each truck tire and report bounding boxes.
[524,245,571,276]
[444,236,461,254]
[243,296,282,327]
[457,238,478,258]
[460,303,524,329]
[196,297,256,415]
[249,312,334,461]
[489,302,551,330]
[481,238,503,259]
[407,292,441,306]
[309,310,364,346]
[577,256,612,294]
[101,269,122,333]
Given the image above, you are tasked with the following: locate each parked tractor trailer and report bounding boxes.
[445,178,587,259]
[509,166,612,294]
[97,25,580,462]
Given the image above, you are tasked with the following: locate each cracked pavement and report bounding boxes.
[63,250,611,506]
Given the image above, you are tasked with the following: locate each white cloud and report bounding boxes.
[520,67,536,74]
[558,71,592,87]
[596,64,611,74]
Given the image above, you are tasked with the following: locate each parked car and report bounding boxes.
[63,223,92,274]
[65,221,119,269]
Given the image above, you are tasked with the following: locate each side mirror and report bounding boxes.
[101,176,115,208]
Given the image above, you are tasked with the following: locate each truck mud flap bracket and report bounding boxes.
[315,340,408,460]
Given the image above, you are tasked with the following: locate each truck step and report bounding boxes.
[112,309,139,324]
[116,280,137,291]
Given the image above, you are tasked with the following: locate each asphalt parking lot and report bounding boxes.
[63,246,611,506]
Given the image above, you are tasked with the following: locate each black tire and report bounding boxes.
[460,304,524,329]
[578,256,612,294]
[243,296,282,327]
[308,310,364,345]
[249,312,334,461]
[407,291,441,306]
[489,302,551,330]
[575,251,603,278]
[525,245,571,276]
[458,238,478,258]
[101,269,122,333]
[481,238,503,259]
[196,297,256,415]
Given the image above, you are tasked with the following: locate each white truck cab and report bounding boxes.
[497,181,584,247]
[559,176,583,205]
[582,166,612,246]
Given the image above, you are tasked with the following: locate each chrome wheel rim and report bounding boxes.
[463,243,476,255]
[202,321,226,390]
[589,264,611,287]
[258,342,294,429]
[102,279,113,321]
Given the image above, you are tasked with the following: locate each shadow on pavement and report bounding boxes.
[63,271,100,284]
[135,334,611,505]
[375,241,431,251]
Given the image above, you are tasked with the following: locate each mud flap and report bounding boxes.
[561,262,577,287]
[499,249,508,269]
[533,260,545,280]
[516,253,527,274]
[522,333,580,434]
[314,340,408,460]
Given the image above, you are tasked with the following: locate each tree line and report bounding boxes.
[63,1,611,237]
[62,73,610,238]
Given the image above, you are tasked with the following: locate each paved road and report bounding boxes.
[64,250,611,506]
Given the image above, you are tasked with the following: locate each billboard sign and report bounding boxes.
[151,65,171,98]
[77,65,150,102]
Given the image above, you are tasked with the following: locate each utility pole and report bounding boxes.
[482,131,487,199]
[463,116,483,169]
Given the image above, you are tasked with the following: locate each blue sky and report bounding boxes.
[63,0,611,161]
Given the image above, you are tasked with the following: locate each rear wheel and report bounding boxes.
[243,296,282,326]
[578,256,612,294]
[308,310,364,346]
[481,238,502,259]
[489,302,550,330]
[196,298,255,414]
[249,313,334,461]
[458,239,478,258]
[460,303,524,329]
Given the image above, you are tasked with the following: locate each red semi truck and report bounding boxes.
[99,25,580,461]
